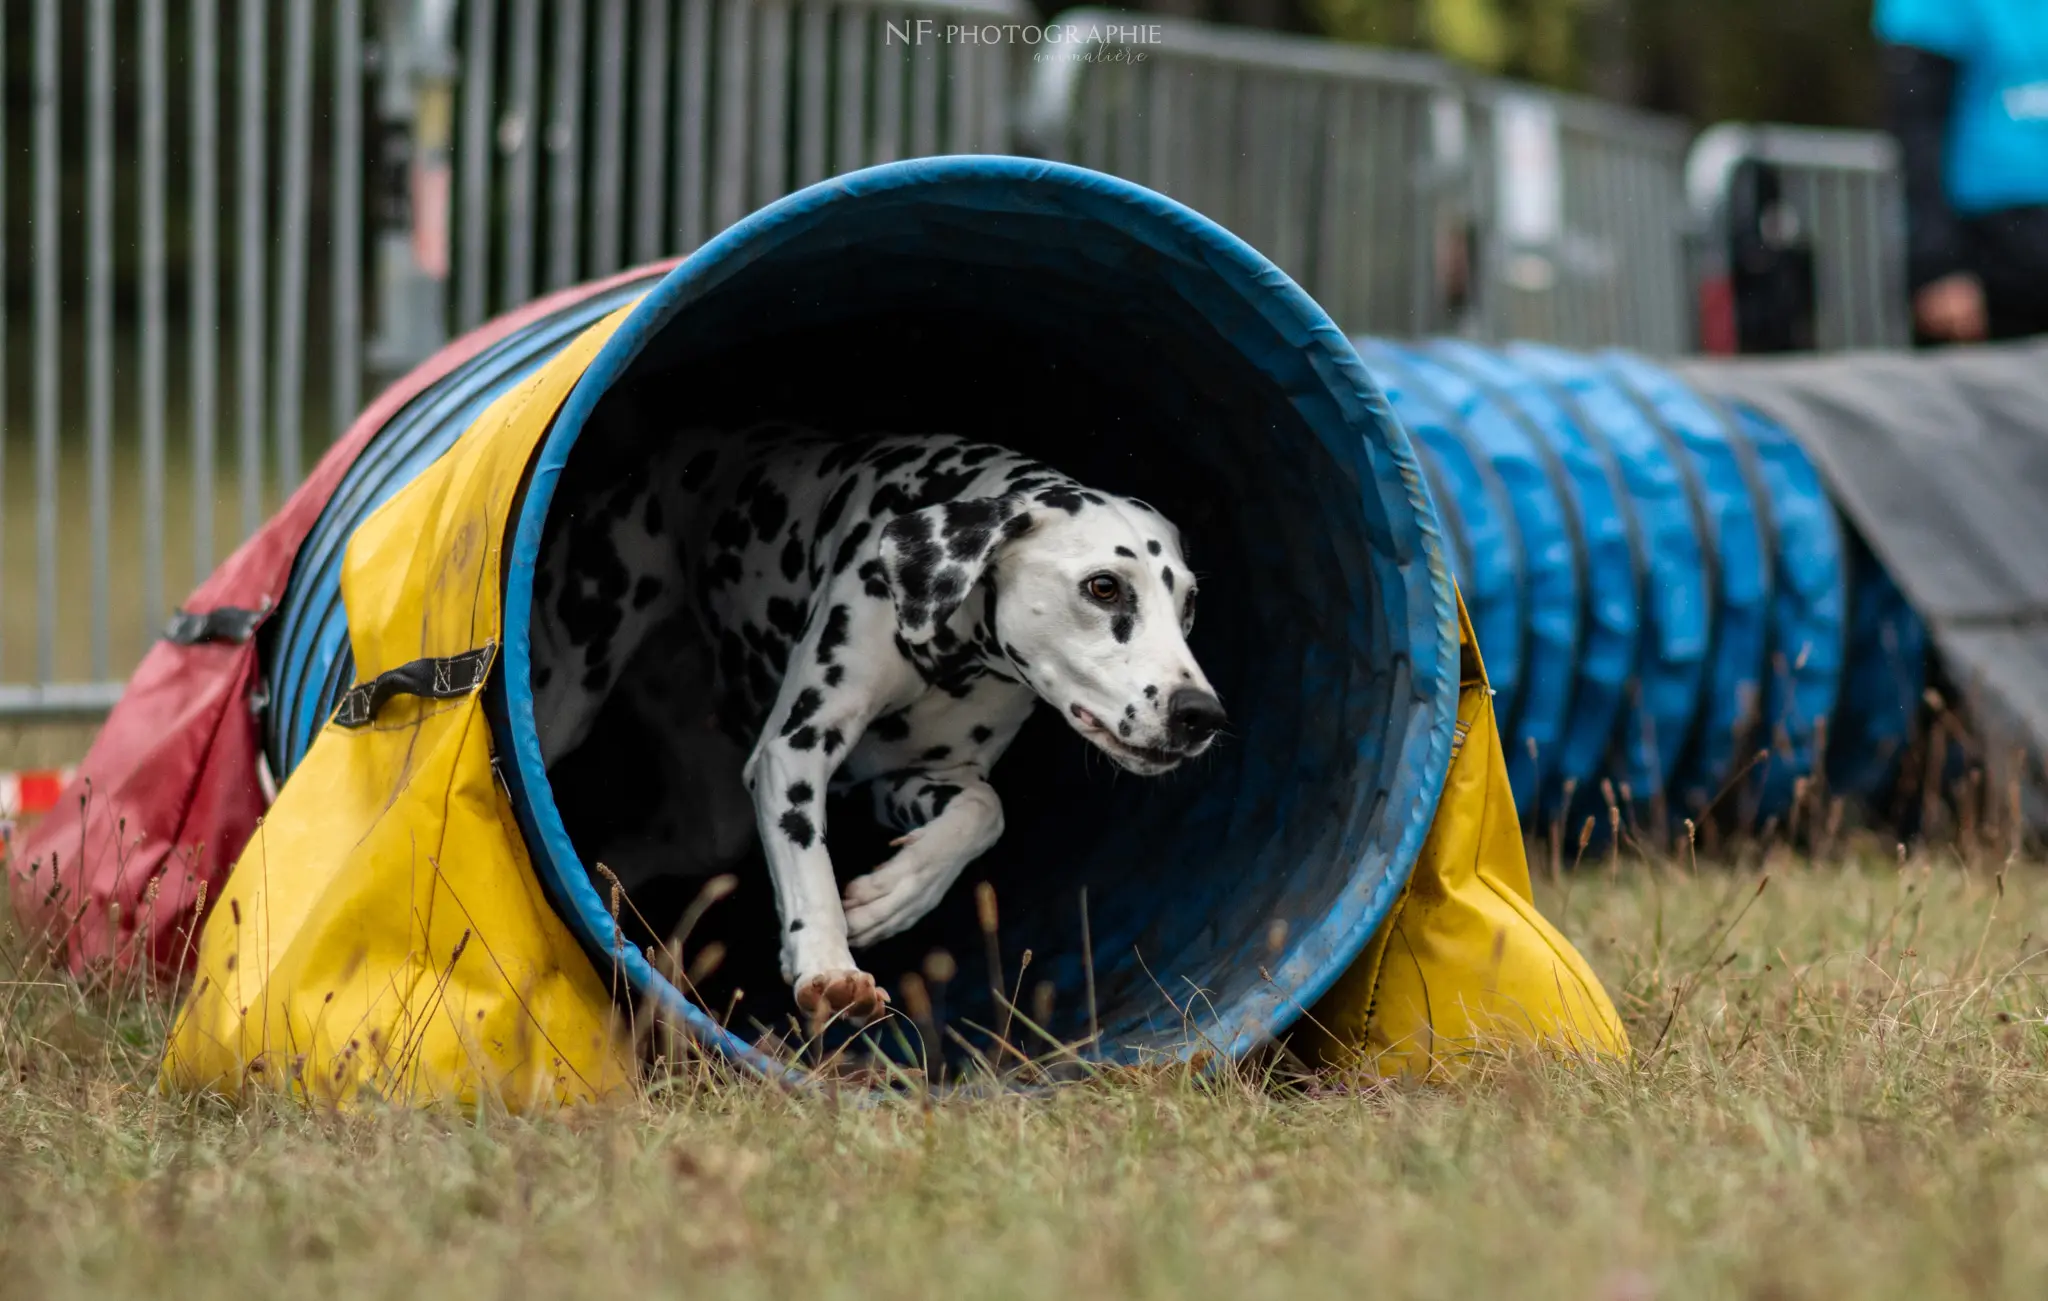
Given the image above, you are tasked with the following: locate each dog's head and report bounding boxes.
[879,488,1224,775]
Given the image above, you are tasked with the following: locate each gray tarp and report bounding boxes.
[1679,339,2048,827]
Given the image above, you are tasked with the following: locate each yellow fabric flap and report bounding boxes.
[1297,587,1629,1077]
[162,306,641,1111]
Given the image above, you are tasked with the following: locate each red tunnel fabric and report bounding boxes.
[7,261,681,979]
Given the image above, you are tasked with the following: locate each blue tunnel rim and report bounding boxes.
[491,155,1462,1071]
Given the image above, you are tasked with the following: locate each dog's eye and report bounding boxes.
[1084,574,1122,604]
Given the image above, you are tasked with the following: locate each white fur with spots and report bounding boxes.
[529,417,1225,1025]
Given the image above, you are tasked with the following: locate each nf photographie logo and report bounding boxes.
[884,19,1164,62]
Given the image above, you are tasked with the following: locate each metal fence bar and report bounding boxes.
[754,0,793,206]
[633,0,675,262]
[502,0,542,307]
[796,1,830,186]
[274,0,315,494]
[909,31,939,159]
[88,0,115,681]
[140,0,169,646]
[713,0,752,230]
[676,0,712,250]
[872,16,903,165]
[589,0,630,275]
[34,0,60,684]
[0,0,9,679]
[191,0,219,586]
[835,8,868,174]
[333,0,364,440]
[458,0,497,331]
[547,0,589,292]
[237,0,268,539]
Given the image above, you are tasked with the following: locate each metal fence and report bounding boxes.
[1017,11,1697,352]
[1464,82,1693,355]
[1018,12,1464,339]
[0,2,1912,722]
[0,0,1026,718]
[1685,122,1909,353]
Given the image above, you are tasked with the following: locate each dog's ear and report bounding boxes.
[877,495,1034,644]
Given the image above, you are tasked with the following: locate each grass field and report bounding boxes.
[7,843,2048,1299]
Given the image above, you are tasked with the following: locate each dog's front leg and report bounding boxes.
[744,728,887,1026]
[844,771,1003,948]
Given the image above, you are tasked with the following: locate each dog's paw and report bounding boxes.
[793,968,890,1027]
[843,865,946,949]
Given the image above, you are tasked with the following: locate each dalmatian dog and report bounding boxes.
[531,410,1227,1025]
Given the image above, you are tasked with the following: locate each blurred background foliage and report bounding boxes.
[1131,0,1885,128]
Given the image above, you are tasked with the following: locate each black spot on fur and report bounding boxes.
[872,710,911,741]
[778,810,816,849]
[1162,567,1175,592]
[921,745,952,762]
[767,597,806,639]
[825,665,844,687]
[1119,721,1132,738]
[534,665,553,690]
[748,481,789,542]
[1128,498,1155,514]
[867,481,916,520]
[1111,613,1134,644]
[631,575,662,609]
[822,727,844,755]
[882,513,943,604]
[1035,485,1085,515]
[1003,643,1029,668]
[941,497,1010,563]
[780,531,805,582]
[816,604,851,661]
[1001,512,1034,542]
[788,781,814,805]
[1082,492,1106,506]
[1145,684,1158,699]
[1124,704,1137,719]
[711,509,752,553]
[788,919,805,933]
[1147,540,1162,555]
[833,521,873,576]
[813,481,854,542]
[781,688,823,736]
[788,726,819,751]
[970,724,993,743]
[1114,546,1135,558]
[959,444,1000,466]
[859,560,890,601]
[708,553,743,587]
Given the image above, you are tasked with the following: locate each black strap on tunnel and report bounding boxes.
[331,644,495,728]
[163,604,268,647]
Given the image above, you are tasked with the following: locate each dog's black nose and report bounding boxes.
[1166,688,1228,748]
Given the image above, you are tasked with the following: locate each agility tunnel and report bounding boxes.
[1349,337,1970,837]
[12,157,1636,1105]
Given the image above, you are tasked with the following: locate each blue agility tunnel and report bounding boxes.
[258,157,1462,1067]
[1352,337,1928,835]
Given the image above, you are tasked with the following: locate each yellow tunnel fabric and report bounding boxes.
[160,301,1624,1107]
[161,306,641,1111]
[1298,590,1631,1076]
